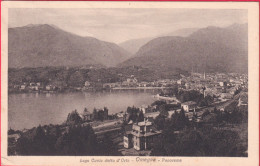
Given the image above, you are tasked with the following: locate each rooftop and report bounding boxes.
[181,101,197,105]
[137,121,152,126]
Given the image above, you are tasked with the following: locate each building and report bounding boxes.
[139,105,153,114]
[46,85,53,91]
[20,85,26,90]
[238,92,248,107]
[123,119,161,151]
[84,81,91,87]
[219,81,227,87]
[127,78,138,83]
[177,79,185,85]
[181,101,197,112]
[185,83,190,89]
[82,108,92,121]
[103,83,118,89]
[220,93,233,100]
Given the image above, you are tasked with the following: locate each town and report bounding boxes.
[8,70,248,156]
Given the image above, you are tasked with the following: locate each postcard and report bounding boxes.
[1,1,259,166]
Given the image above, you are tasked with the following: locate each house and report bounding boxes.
[238,93,248,106]
[46,85,52,91]
[181,101,197,112]
[84,81,91,87]
[138,82,148,87]
[123,119,161,150]
[103,83,117,89]
[139,105,153,114]
[220,93,233,100]
[116,112,125,118]
[82,109,92,121]
[127,78,138,83]
[185,83,190,89]
[219,81,227,87]
[177,79,185,85]
[20,85,26,90]
[29,82,36,86]
[8,133,21,143]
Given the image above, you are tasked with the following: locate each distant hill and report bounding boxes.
[162,28,198,37]
[119,37,153,55]
[119,28,198,54]
[119,23,248,73]
[8,24,131,68]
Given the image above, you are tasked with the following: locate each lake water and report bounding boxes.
[8,90,159,130]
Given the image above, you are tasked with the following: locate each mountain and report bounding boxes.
[119,37,153,55]
[8,24,131,68]
[119,28,198,54]
[119,23,248,73]
[163,28,198,37]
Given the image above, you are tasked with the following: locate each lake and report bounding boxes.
[8,90,160,130]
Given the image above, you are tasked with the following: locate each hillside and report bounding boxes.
[119,37,153,55]
[119,24,248,73]
[8,24,131,68]
[119,28,198,54]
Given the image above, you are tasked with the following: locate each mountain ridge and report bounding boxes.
[119,28,198,54]
[8,24,131,68]
[119,23,248,73]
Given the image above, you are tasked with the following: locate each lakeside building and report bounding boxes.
[84,81,91,87]
[181,101,197,112]
[123,120,161,151]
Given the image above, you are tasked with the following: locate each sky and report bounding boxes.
[9,8,247,44]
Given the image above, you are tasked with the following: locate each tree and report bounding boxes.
[126,106,140,123]
[97,133,121,156]
[158,105,169,117]
[66,110,82,126]
[55,125,98,155]
[83,107,88,114]
[16,136,33,155]
[151,100,166,107]
[170,108,189,131]
[137,110,144,122]
[92,108,98,120]
[151,127,246,157]
[8,128,16,135]
[154,114,166,130]
[103,107,109,120]
[16,125,54,155]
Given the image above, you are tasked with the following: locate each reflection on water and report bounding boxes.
[8,90,160,130]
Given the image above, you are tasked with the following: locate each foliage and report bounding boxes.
[151,127,247,157]
[55,125,97,155]
[16,125,57,155]
[151,100,167,107]
[176,90,213,107]
[169,108,190,131]
[154,114,167,130]
[15,124,117,156]
[125,106,142,123]
[65,110,82,126]
[92,107,109,121]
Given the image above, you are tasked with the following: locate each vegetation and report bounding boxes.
[65,110,82,126]
[55,125,97,155]
[14,123,120,156]
[8,66,182,93]
[92,107,109,121]
[151,101,248,157]
[151,127,246,156]
[124,106,144,123]
[176,90,214,107]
